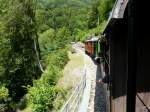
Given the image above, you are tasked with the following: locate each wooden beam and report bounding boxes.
[126,0,136,112]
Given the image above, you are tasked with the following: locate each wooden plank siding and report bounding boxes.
[109,18,127,112]
[106,4,150,112]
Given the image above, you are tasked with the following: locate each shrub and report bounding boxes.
[0,86,9,112]
[27,85,67,112]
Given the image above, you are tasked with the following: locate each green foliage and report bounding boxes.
[0,0,116,111]
[88,20,107,36]
[0,86,9,101]
[38,27,70,69]
[0,1,42,111]
[52,88,67,111]
[39,29,55,57]
[76,30,88,42]
[26,48,69,111]
[98,0,114,22]
[95,20,107,35]
[26,26,70,111]
[47,49,69,69]
[77,0,115,42]
[0,0,9,16]
[27,85,67,112]
[28,85,56,112]
[55,27,71,48]
[88,0,100,29]
[4,0,41,102]
[36,0,90,39]
[0,85,10,112]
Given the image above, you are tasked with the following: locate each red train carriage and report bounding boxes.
[85,37,99,58]
[85,40,92,55]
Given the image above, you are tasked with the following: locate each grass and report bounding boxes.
[21,107,32,112]
[58,49,84,89]
[55,48,85,110]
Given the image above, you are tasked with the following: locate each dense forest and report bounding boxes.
[0,0,115,111]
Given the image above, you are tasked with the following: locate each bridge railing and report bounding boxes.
[60,70,86,112]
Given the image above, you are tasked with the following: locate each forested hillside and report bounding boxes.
[0,0,115,111]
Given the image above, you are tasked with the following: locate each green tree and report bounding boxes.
[3,0,41,104]
[0,85,10,112]
[88,0,100,29]
[99,0,115,22]
[1,0,110,111]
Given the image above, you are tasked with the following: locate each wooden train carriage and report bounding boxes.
[94,37,101,62]
[85,40,89,54]
[102,0,150,112]
[85,41,88,54]
[91,41,94,57]
[85,40,92,55]
[96,40,101,58]
[91,37,99,58]
[85,37,100,58]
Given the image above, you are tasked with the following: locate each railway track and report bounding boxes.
[87,64,107,112]
[71,43,108,112]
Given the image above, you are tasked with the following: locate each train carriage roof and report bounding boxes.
[86,37,99,42]
[103,0,128,33]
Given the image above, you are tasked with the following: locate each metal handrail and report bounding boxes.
[60,71,86,112]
